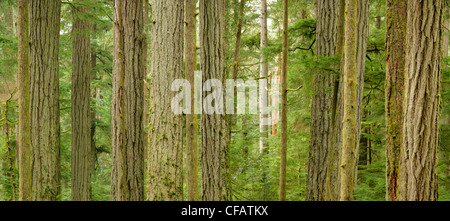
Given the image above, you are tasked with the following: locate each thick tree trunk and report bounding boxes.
[399,0,442,201]
[17,0,31,201]
[279,0,288,201]
[185,0,199,202]
[385,0,406,201]
[306,0,339,201]
[111,0,145,201]
[199,0,230,201]
[29,0,61,201]
[71,2,92,201]
[259,0,269,153]
[147,0,184,201]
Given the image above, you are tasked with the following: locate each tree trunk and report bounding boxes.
[111,0,145,201]
[259,0,269,153]
[29,0,61,201]
[17,0,31,201]
[306,0,339,201]
[385,0,406,201]
[339,0,358,201]
[199,0,230,201]
[147,0,184,201]
[71,2,92,201]
[399,0,442,201]
[279,0,288,201]
[329,0,368,201]
[185,0,199,202]
[90,23,97,177]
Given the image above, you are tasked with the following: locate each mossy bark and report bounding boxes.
[185,0,199,202]
[17,0,31,201]
[385,0,406,201]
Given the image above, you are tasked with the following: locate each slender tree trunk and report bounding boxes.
[385,0,406,201]
[399,0,442,201]
[111,0,145,201]
[259,0,269,153]
[306,0,339,201]
[17,0,31,201]
[200,0,230,201]
[90,23,97,176]
[339,0,358,201]
[29,0,61,201]
[279,0,288,201]
[147,0,184,201]
[185,0,199,202]
[329,0,368,201]
[71,2,92,201]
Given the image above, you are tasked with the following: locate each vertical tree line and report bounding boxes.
[5,0,445,202]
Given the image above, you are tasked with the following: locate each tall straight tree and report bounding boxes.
[279,0,288,201]
[29,0,61,201]
[339,0,358,201]
[185,0,199,201]
[111,0,145,201]
[71,0,92,201]
[259,0,269,153]
[199,0,230,201]
[17,0,31,201]
[306,0,339,201]
[147,0,184,201]
[328,0,368,201]
[385,0,406,201]
[399,0,442,201]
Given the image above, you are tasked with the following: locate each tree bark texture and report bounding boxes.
[185,0,199,202]
[29,0,61,201]
[306,0,339,201]
[385,0,406,201]
[111,0,145,201]
[147,0,184,201]
[199,0,230,201]
[399,0,442,201]
[17,0,31,201]
[71,2,92,201]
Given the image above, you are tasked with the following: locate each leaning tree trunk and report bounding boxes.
[71,1,92,201]
[29,0,61,201]
[306,0,339,201]
[399,0,442,201]
[111,0,145,201]
[17,0,31,201]
[385,0,406,201]
[199,0,230,201]
[147,0,184,201]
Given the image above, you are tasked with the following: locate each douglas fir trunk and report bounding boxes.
[148,0,184,201]
[29,0,62,201]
